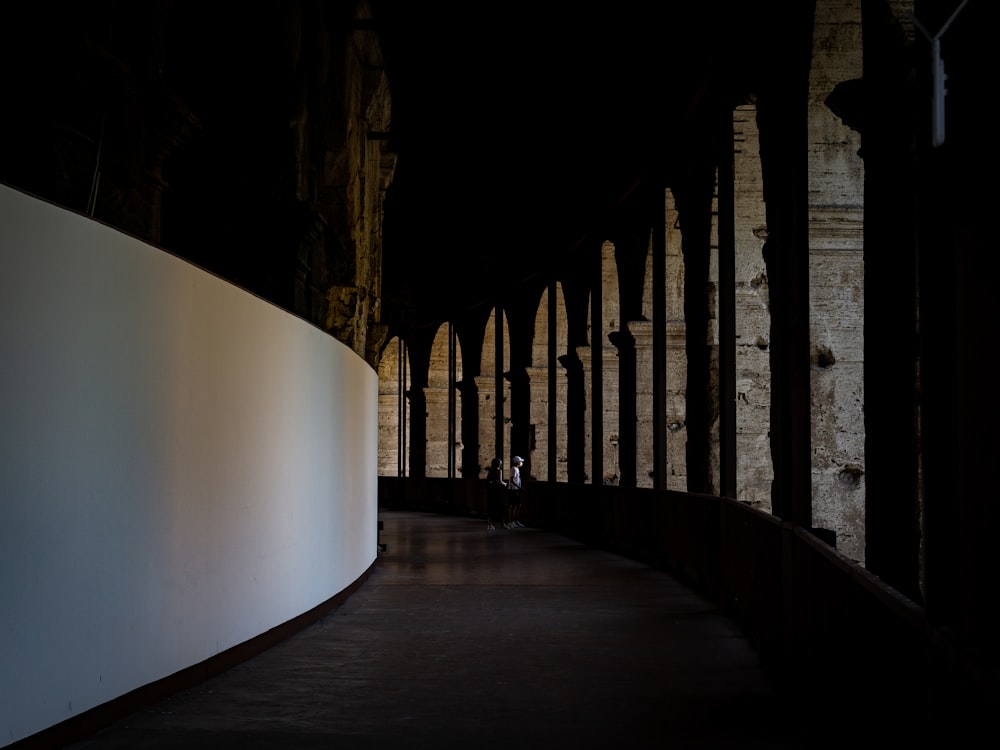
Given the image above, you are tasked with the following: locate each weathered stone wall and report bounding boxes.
[553,285,571,483]
[529,288,551,481]
[733,105,773,510]
[474,308,509,479]
[601,241,623,484]
[577,343,595,484]
[377,337,408,477]
[527,283,571,482]
[320,2,396,366]
[526,365,547,480]
[706,184,722,496]
[424,324,461,478]
[663,191,689,491]
[630,318,655,488]
[808,0,866,563]
[473,375,496,480]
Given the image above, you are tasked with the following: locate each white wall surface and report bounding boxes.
[0,184,379,747]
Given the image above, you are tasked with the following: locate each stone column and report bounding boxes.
[526,366,548,481]
[603,339,623,486]
[663,190,688,491]
[456,378,478,479]
[665,321,688,490]
[806,0,865,562]
[377,337,408,477]
[528,284,553,482]
[555,360,571,482]
[600,241,621,485]
[474,375,498,478]
[629,320,655,488]
[733,105,773,510]
[576,345,593,484]
[558,354,582,483]
[408,388,427,478]
[424,386,450,478]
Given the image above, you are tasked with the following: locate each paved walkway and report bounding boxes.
[69,511,810,749]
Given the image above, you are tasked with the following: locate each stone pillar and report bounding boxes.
[577,345,593,484]
[456,378,478,479]
[475,307,509,475]
[528,284,553,482]
[424,387,450,478]
[629,320,655,488]
[600,241,621,485]
[673,162,720,496]
[733,105,773,510]
[665,321,688,490]
[377,391,400,476]
[377,337,408,477]
[807,0,865,562]
[475,375,498,478]
[603,342,623,485]
[663,189,689,491]
[556,355,575,483]
[555,361,570,483]
[408,388,427,479]
[862,0,920,596]
[526,366,548,481]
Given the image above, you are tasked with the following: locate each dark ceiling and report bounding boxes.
[370,1,771,325]
[0,1,782,333]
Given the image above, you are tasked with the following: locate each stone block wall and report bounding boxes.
[733,105,774,511]
[807,0,866,563]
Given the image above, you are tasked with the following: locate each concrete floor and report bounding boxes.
[68,511,812,749]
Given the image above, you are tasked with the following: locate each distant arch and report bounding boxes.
[426,323,463,478]
[377,336,409,477]
[475,307,510,478]
[529,282,569,481]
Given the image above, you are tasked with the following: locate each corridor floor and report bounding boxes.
[68,511,811,749]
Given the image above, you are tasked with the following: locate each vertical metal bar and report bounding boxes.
[910,0,969,148]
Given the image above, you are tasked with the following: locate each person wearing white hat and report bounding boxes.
[506,456,525,528]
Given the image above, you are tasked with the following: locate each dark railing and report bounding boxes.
[378,476,990,740]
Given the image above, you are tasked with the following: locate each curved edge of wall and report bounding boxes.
[0,184,379,747]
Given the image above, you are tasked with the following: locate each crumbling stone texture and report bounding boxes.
[424,325,462,478]
[733,105,773,510]
[807,0,866,563]
[377,338,409,477]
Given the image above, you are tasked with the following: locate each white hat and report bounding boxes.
[512,456,523,463]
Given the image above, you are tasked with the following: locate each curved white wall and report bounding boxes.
[0,184,379,747]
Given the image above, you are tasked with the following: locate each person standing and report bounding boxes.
[485,458,506,531]
[507,455,524,528]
